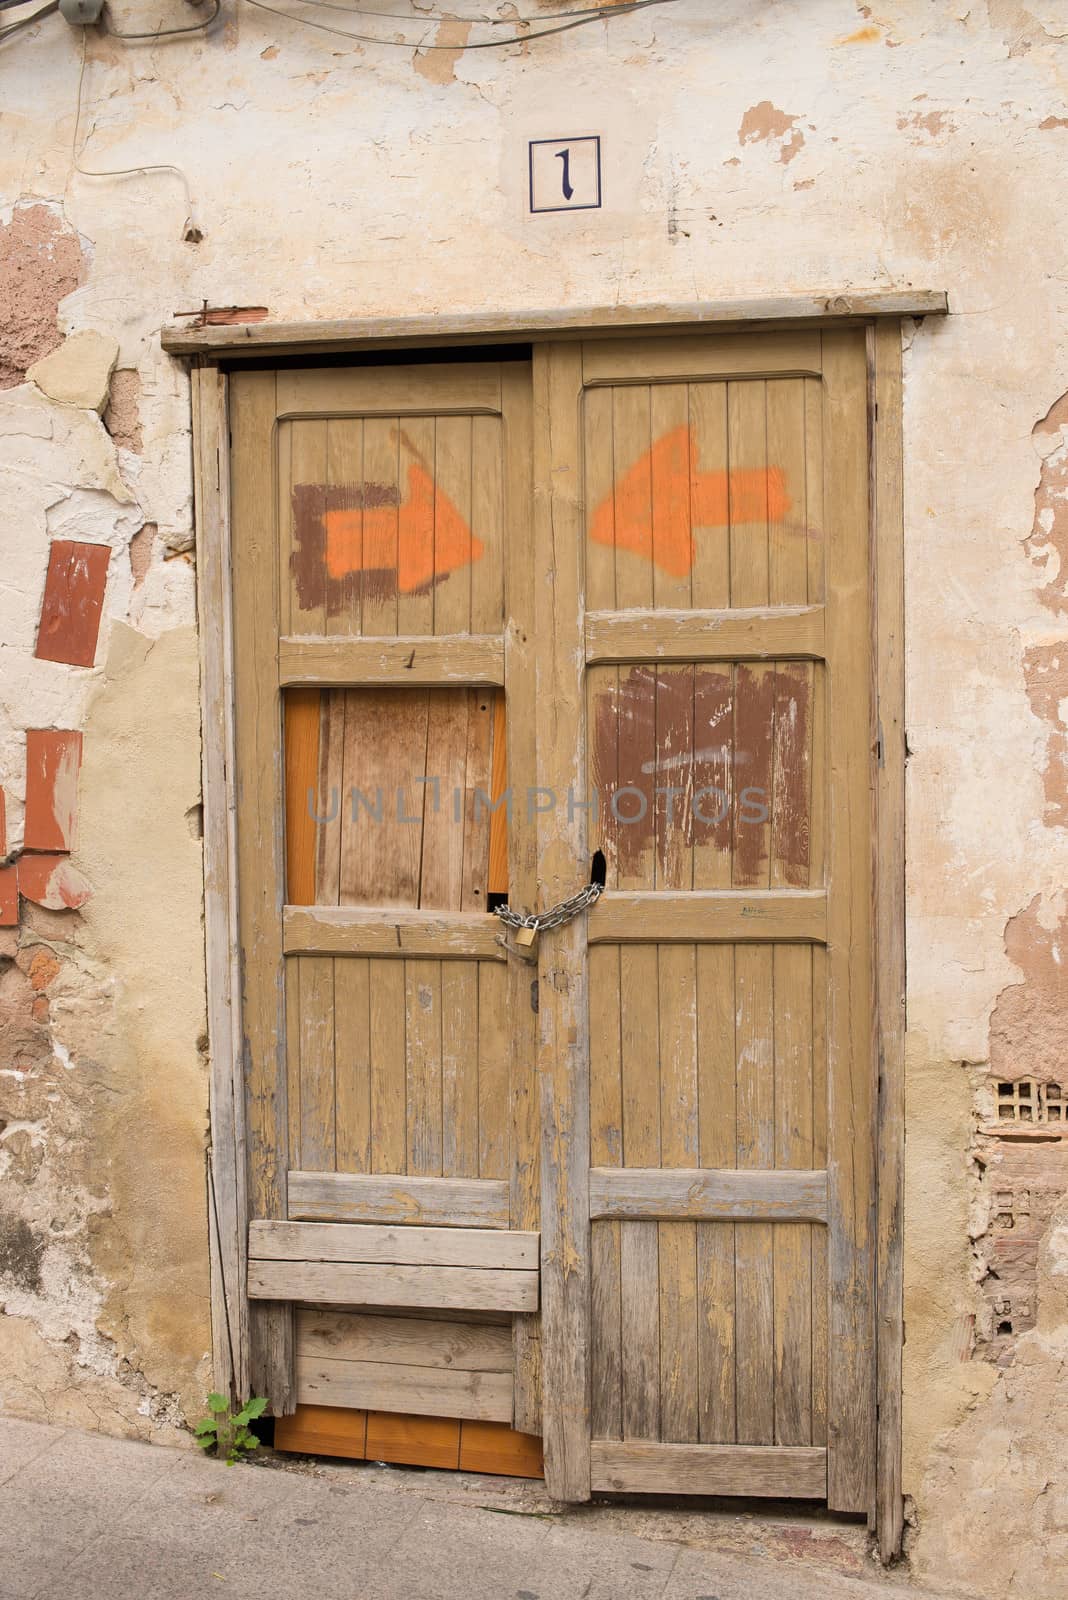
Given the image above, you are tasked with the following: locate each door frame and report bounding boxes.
[186,304,917,1559]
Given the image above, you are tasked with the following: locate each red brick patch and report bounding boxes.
[35,540,110,668]
[24,729,83,852]
[0,863,17,926]
[17,854,91,910]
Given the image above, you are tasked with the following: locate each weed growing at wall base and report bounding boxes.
[194,1394,268,1464]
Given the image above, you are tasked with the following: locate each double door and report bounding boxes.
[229,327,875,1512]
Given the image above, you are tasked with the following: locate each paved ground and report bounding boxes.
[0,1416,956,1600]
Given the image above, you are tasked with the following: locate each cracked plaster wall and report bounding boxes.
[1,3,1067,1593]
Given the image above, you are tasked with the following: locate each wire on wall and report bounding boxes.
[241,0,677,50]
[71,29,209,238]
[0,0,57,40]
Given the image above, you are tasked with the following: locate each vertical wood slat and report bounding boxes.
[193,364,250,1403]
[361,416,400,639]
[590,944,622,1440]
[325,415,364,638]
[689,381,730,610]
[501,367,542,1434]
[335,957,371,1173]
[872,321,906,1561]
[533,343,591,1499]
[433,415,473,635]
[230,368,294,1411]
[406,960,442,1177]
[371,962,406,1175]
[612,384,654,609]
[734,946,775,1446]
[822,329,875,1516]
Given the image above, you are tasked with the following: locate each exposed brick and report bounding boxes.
[0,864,17,927]
[35,540,110,668]
[24,730,83,852]
[17,854,91,910]
[27,948,60,991]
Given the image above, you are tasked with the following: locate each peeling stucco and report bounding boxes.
[0,204,84,391]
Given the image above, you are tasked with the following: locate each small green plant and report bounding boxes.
[194,1393,268,1464]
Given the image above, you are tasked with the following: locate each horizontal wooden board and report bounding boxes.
[279,636,505,688]
[249,1259,539,1312]
[588,892,827,944]
[275,364,503,418]
[251,1219,538,1269]
[161,291,949,355]
[589,1167,829,1224]
[585,607,825,664]
[295,1353,514,1421]
[297,1307,513,1371]
[283,906,505,960]
[458,1421,545,1478]
[288,1171,511,1227]
[590,1441,827,1497]
[582,331,822,384]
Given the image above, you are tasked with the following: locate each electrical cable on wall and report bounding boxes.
[241,0,677,49]
[70,27,213,239]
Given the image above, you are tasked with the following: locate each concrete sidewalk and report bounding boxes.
[0,1416,956,1600]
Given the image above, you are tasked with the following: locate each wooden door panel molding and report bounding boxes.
[279,635,505,688]
[589,1167,828,1223]
[275,363,504,418]
[585,605,825,664]
[590,1441,827,1498]
[588,892,826,944]
[287,1170,511,1227]
[581,329,823,385]
[283,906,505,960]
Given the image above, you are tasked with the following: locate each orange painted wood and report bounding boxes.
[487,697,508,896]
[273,1403,367,1459]
[35,541,110,668]
[23,730,83,852]
[285,689,321,905]
[365,1411,461,1469]
[458,1420,544,1478]
[0,786,6,856]
[0,864,17,927]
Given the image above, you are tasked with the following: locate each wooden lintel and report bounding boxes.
[588,891,827,945]
[161,291,948,358]
[589,1166,829,1224]
[585,606,825,664]
[283,906,506,961]
[279,635,505,689]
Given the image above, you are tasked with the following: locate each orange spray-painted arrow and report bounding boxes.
[323,462,483,595]
[591,425,790,578]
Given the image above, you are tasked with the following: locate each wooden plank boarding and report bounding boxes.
[533,343,592,1500]
[249,1219,538,1269]
[230,367,294,1412]
[590,1441,827,1498]
[588,1167,829,1222]
[249,1259,538,1312]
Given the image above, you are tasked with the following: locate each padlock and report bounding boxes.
[515,924,538,949]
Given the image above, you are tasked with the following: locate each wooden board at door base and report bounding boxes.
[225,328,888,1534]
[274,1407,544,1478]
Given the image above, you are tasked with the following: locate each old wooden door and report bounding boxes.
[227,328,875,1513]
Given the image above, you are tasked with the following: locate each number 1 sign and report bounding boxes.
[528,136,602,214]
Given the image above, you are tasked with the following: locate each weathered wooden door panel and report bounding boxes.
[531,330,873,1512]
[230,361,538,1425]
[230,331,876,1513]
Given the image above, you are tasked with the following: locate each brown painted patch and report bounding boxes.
[898,109,952,139]
[35,540,110,668]
[590,664,808,889]
[738,101,805,165]
[1039,115,1068,130]
[291,473,481,613]
[0,203,84,390]
[24,730,83,852]
[989,896,1068,1085]
[104,369,143,454]
[836,22,881,43]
